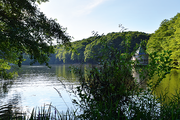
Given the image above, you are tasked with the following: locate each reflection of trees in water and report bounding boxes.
[0,103,25,119]
[0,79,26,119]
[0,104,15,119]
[0,90,24,119]
[153,69,180,102]
[0,64,83,118]
[0,80,13,98]
[55,64,79,82]
[132,68,147,89]
[55,64,95,83]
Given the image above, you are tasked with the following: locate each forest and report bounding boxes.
[22,31,150,65]
[147,13,180,68]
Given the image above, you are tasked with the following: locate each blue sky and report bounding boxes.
[39,0,180,41]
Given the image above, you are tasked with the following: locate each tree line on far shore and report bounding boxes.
[22,31,150,65]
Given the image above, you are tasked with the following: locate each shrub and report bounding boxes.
[72,34,173,119]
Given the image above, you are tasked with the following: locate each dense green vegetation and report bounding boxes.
[0,0,71,78]
[21,31,150,65]
[71,36,174,119]
[147,13,180,68]
[55,31,150,64]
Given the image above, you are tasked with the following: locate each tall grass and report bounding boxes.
[0,103,78,120]
[29,104,77,120]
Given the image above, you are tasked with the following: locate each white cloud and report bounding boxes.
[73,0,108,16]
[87,0,106,10]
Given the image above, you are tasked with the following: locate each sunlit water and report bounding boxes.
[0,64,81,117]
[1,64,179,118]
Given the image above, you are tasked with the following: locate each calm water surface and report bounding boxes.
[152,69,180,101]
[133,68,180,102]
[0,64,83,117]
[1,64,179,117]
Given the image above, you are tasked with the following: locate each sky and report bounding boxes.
[39,0,180,41]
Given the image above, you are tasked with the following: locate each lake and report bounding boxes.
[0,64,84,118]
[0,64,179,118]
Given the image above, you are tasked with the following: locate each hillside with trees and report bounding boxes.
[147,13,180,68]
[55,31,150,64]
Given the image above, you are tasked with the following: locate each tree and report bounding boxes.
[55,37,95,63]
[0,0,71,78]
[147,13,180,68]
[84,31,150,63]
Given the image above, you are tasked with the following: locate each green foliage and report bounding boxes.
[55,31,150,64]
[71,34,174,119]
[84,31,150,63]
[147,13,180,68]
[0,0,71,78]
[56,36,96,63]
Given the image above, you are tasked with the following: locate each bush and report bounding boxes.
[72,34,173,119]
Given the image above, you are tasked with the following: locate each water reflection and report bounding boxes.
[132,68,147,89]
[2,64,178,118]
[0,64,82,118]
[55,64,79,82]
[152,69,180,102]
[132,68,180,101]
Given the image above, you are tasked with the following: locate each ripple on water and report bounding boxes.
[0,65,80,118]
